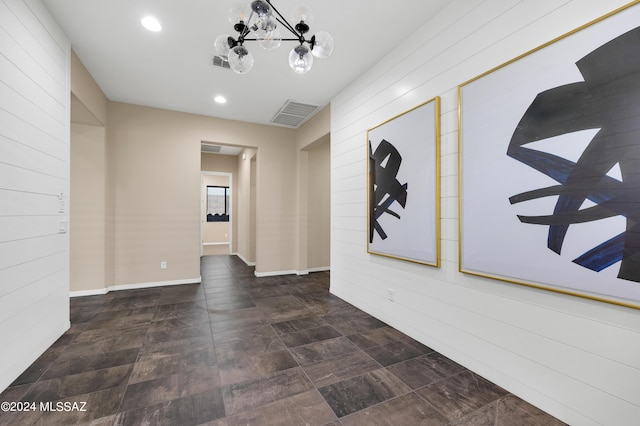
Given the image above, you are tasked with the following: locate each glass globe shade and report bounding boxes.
[291,4,314,27]
[254,15,277,32]
[251,0,271,17]
[289,45,313,74]
[257,27,282,50]
[228,45,254,74]
[311,31,334,58]
[228,3,250,23]
[214,34,232,59]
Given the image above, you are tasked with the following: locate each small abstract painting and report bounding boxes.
[459,2,640,308]
[367,97,440,266]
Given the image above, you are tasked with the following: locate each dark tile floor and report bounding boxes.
[0,255,566,425]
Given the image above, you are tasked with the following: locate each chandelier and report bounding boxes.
[214,1,334,74]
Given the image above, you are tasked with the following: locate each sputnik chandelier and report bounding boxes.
[214,1,334,74]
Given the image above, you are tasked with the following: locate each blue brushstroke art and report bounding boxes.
[507,26,640,282]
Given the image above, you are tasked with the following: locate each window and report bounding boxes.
[207,186,229,222]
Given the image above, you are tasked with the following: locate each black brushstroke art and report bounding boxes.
[369,139,408,243]
[507,26,640,282]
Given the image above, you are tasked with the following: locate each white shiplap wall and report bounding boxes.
[330,1,640,425]
[0,0,70,391]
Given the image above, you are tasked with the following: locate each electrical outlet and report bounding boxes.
[160,261,167,270]
[58,221,67,233]
[387,288,394,301]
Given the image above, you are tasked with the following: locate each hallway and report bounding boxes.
[0,256,564,425]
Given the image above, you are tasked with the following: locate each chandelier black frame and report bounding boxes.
[215,1,334,74]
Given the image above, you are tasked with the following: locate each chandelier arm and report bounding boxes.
[275,17,300,39]
[241,38,303,42]
[242,16,253,39]
[265,1,301,40]
[242,21,252,39]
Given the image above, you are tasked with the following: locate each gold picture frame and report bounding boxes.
[367,97,441,267]
[458,1,640,309]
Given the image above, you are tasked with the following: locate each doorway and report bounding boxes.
[249,155,257,263]
[302,135,330,271]
[201,172,233,256]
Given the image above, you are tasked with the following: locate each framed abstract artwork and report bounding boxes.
[367,97,440,266]
[459,1,640,309]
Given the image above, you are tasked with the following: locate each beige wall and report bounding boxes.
[305,135,331,269]
[70,50,112,293]
[109,103,202,285]
[70,124,107,291]
[201,152,238,174]
[236,149,257,264]
[69,54,331,291]
[296,106,331,272]
[108,102,301,282]
[296,105,330,151]
[70,51,107,126]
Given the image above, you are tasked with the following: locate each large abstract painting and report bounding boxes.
[459,2,640,308]
[368,97,440,266]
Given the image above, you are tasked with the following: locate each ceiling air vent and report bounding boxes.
[201,144,222,153]
[271,100,319,128]
[212,55,230,69]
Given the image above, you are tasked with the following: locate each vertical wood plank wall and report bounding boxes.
[0,0,70,391]
[330,1,640,425]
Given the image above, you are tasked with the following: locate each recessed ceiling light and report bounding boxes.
[141,16,162,32]
[214,95,227,104]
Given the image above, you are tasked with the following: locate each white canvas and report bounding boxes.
[460,3,640,308]
[368,98,439,266]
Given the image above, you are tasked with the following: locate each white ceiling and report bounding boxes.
[43,0,450,127]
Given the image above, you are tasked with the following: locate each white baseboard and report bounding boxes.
[70,288,109,297]
[235,252,256,266]
[297,266,331,275]
[254,269,297,277]
[254,266,330,277]
[69,277,202,298]
[203,242,229,246]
